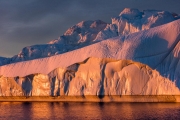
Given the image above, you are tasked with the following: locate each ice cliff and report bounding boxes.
[0,58,179,96]
[0,8,180,96]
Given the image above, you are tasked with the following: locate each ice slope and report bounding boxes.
[0,58,179,96]
[0,8,178,66]
[156,42,180,87]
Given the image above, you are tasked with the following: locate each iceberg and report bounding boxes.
[0,8,180,100]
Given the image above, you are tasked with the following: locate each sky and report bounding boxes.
[0,0,180,57]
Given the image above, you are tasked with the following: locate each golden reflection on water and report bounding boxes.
[31,102,51,119]
[0,102,179,119]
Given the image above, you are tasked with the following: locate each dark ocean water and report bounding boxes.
[0,102,180,120]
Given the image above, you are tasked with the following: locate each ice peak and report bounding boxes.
[119,8,142,19]
[64,20,107,36]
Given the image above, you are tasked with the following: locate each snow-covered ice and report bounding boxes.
[0,8,178,66]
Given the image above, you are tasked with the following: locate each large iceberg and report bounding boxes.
[0,8,180,98]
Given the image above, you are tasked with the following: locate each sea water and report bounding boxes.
[0,102,180,119]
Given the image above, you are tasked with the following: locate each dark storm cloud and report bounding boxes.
[0,0,180,57]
